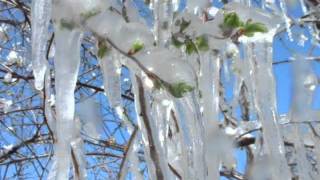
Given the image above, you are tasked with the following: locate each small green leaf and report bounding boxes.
[131,40,144,53]
[60,19,76,30]
[185,40,196,55]
[171,35,184,48]
[195,35,209,51]
[223,12,242,28]
[168,82,194,98]
[80,9,101,21]
[243,22,268,37]
[97,41,109,59]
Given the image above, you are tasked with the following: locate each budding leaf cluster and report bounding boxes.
[154,79,194,98]
[172,18,210,54]
[168,82,194,98]
[220,12,268,37]
[172,35,209,55]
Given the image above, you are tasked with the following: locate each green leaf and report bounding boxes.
[60,19,76,30]
[97,41,109,59]
[80,9,101,21]
[243,22,268,37]
[195,35,209,52]
[171,35,184,48]
[223,12,242,28]
[185,40,196,55]
[131,40,144,53]
[168,82,194,98]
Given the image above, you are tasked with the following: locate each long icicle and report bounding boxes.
[53,27,82,179]
[245,41,291,179]
[31,0,52,90]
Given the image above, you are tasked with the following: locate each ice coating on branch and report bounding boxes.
[186,0,209,13]
[31,0,52,90]
[135,48,196,86]
[52,0,108,25]
[37,0,320,179]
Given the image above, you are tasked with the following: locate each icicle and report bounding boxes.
[71,117,87,180]
[31,0,52,90]
[289,57,318,179]
[44,69,55,134]
[127,140,144,180]
[99,50,122,109]
[243,41,291,179]
[119,131,143,180]
[153,0,174,47]
[199,51,221,179]
[130,74,158,180]
[53,25,82,179]
[279,0,293,41]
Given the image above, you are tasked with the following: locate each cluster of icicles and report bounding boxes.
[31,0,320,179]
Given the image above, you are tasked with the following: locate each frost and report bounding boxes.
[3,72,12,83]
[0,98,12,113]
[298,34,308,46]
[7,51,19,65]
[3,144,13,152]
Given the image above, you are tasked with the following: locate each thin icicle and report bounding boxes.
[153,0,174,47]
[31,0,52,90]
[279,0,293,41]
[71,117,87,180]
[44,69,55,134]
[199,51,221,179]
[99,50,122,109]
